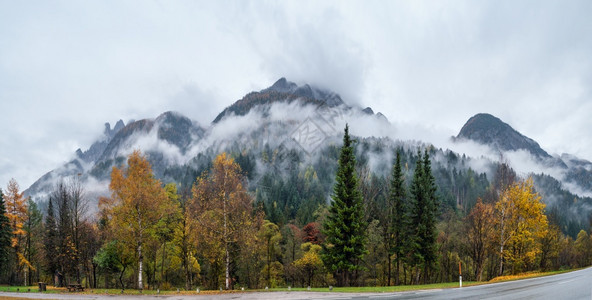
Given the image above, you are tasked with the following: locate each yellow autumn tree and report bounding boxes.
[294,242,323,288]
[574,230,592,267]
[4,179,32,282]
[189,152,260,290]
[103,150,173,290]
[495,178,548,275]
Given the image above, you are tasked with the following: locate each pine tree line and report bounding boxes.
[322,126,439,286]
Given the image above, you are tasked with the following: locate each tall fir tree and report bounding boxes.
[420,149,439,280]
[23,198,42,286]
[44,197,59,285]
[389,149,408,286]
[0,189,13,275]
[322,124,367,287]
[55,182,75,286]
[409,148,439,284]
[409,149,425,283]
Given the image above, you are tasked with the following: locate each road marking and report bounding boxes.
[558,279,575,285]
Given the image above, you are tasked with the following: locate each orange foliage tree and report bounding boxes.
[102,150,174,290]
[189,152,261,290]
[4,179,31,283]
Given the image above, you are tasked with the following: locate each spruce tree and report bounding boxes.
[322,124,367,287]
[420,149,439,278]
[24,198,42,286]
[44,197,59,284]
[409,149,425,283]
[409,148,439,284]
[389,149,408,285]
[0,189,13,274]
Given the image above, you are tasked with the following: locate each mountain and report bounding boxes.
[456,113,552,159]
[76,120,125,163]
[213,77,346,123]
[25,111,206,200]
[24,79,592,237]
[456,113,592,196]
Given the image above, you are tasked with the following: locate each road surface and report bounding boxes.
[1,267,591,300]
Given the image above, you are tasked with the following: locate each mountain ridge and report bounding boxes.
[212,78,346,123]
[22,78,592,237]
[456,113,552,159]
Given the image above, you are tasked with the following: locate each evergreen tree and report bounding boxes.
[420,149,439,280]
[409,149,439,283]
[389,149,408,285]
[44,197,59,285]
[0,189,13,275]
[23,198,42,286]
[322,124,367,287]
[55,182,74,286]
[409,150,425,283]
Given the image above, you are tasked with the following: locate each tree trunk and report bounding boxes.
[119,265,127,290]
[184,253,190,290]
[93,263,97,288]
[395,259,400,285]
[267,237,271,287]
[498,243,504,276]
[105,272,109,289]
[160,242,166,287]
[387,254,391,286]
[138,243,144,290]
[225,246,230,289]
[223,182,230,290]
[403,264,407,285]
[475,260,483,282]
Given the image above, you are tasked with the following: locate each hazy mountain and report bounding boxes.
[25,111,206,200]
[213,77,346,123]
[456,113,552,159]
[456,113,592,196]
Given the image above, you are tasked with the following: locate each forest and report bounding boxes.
[1,127,592,291]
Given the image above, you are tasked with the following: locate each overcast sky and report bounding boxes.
[1,0,591,189]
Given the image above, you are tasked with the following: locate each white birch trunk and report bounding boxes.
[138,243,143,290]
[224,169,230,290]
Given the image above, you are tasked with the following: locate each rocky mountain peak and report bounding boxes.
[267,77,298,94]
[103,119,125,138]
[456,113,551,159]
[213,78,345,123]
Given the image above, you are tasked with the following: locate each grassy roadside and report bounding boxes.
[0,282,477,295]
[0,269,582,296]
[488,268,580,283]
[265,281,477,293]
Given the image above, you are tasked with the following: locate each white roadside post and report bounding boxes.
[459,261,463,288]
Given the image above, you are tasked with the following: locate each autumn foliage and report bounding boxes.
[189,152,262,290]
[102,150,176,290]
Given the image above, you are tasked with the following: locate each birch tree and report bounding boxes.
[104,150,172,290]
[189,152,257,290]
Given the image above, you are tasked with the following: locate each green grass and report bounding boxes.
[0,286,45,293]
[0,283,474,295]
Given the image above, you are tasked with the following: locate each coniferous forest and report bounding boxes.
[1,125,592,291]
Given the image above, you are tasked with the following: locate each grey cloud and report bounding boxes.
[1,0,592,189]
